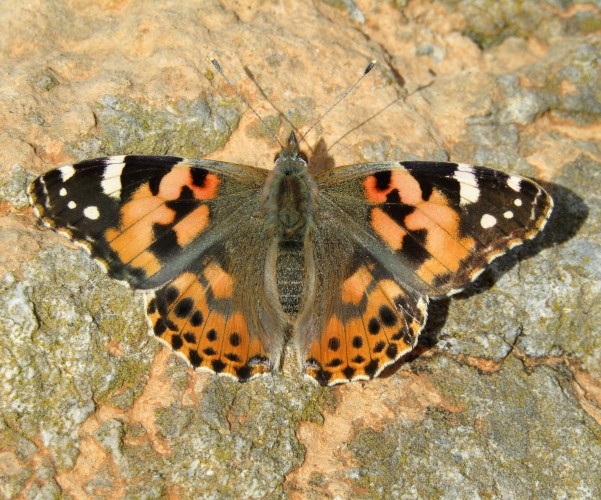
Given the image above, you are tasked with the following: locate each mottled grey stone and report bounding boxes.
[96,418,125,460]
[524,39,601,124]
[68,95,241,160]
[0,164,34,208]
[439,0,576,48]
[1,247,154,472]
[349,357,601,498]
[496,74,546,126]
[515,156,601,378]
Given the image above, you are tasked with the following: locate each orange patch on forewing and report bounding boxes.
[370,208,408,251]
[393,171,427,205]
[159,165,220,200]
[104,169,217,274]
[128,251,162,276]
[363,175,387,203]
[173,205,210,246]
[341,266,374,304]
[193,172,220,199]
[105,184,173,240]
[104,183,176,270]
[364,170,424,205]
[406,190,477,278]
[405,190,460,235]
[157,166,191,200]
[203,262,233,299]
[121,184,175,226]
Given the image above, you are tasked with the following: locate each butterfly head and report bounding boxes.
[274,132,309,173]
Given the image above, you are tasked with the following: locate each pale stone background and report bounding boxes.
[1,0,600,497]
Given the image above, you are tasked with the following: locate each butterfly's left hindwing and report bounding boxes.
[29,155,286,381]
[295,231,429,385]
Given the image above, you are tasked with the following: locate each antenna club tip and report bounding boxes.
[209,57,223,72]
[365,60,377,74]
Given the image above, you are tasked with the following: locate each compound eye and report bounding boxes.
[274,152,281,162]
[298,151,308,163]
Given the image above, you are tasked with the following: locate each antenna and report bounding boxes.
[298,60,377,145]
[209,57,283,148]
[209,57,377,151]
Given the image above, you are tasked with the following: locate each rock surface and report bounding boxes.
[1,0,600,497]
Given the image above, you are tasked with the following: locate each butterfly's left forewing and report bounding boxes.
[316,161,553,296]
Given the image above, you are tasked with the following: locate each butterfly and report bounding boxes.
[28,132,553,386]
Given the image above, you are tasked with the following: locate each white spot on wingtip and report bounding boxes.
[68,200,76,209]
[514,198,523,207]
[455,163,480,206]
[83,206,100,220]
[59,188,67,197]
[480,214,497,228]
[507,175,521,192]
[101,159,126,198]
[503,210,514,219]
[106,155,126,164]
[59,165,76,181]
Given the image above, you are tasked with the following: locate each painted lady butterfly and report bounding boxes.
[28,129,552,386]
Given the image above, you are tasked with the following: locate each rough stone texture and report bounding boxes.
[1,0,600,498]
